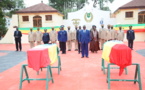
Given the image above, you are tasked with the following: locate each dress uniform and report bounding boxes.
[106,25,112,41]
[42,29,50,44]
[28,28,35,48]
[72,26,78,51]
[117,26,124,41]
[49,27,57,43]
[110,25,116,40]
[99,24,107,50]
[58,25,67,54]
[67,26,73,51]
[35,28,43,45]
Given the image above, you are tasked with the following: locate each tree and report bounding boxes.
[48,0,86,19]
[0,0,25,37]
[93,0,114,11]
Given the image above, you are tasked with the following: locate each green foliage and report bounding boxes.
[49,0,86,19]
[97,0,114,11]
[0,0,25,37]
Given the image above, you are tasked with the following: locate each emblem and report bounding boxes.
[84,12,93,22]
[72,19,80,26]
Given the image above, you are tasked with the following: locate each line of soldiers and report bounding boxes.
[28,25,125,54]
[28,27,57,48]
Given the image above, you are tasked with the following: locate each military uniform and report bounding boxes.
[49,30,57,43]
[99,28,107,49]
[35,31,43,45]
[28,31,35,48]
[67,29,73,50]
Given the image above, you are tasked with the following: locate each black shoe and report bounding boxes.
[81,56,84,58]
[68,49,71,51]
[86,56,89,58]
[75,49,78,51]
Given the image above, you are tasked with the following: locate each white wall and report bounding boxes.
[0,14,18,44]
[64,6,116,31]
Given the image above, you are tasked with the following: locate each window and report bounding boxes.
[45,15,52,21]
[125,12,133,18]
[138,11,145,24]
[22,16,29,21]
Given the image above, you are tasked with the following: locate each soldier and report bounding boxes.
[106,25,112,41]
[110,25,116,40]
[58,25,67,54]
[117,26,124,41]
[42,29,50,44]
[49,27,57,43]
[28,28,35,48]
[72,26,78,51]
[35,27,43,45]
[67,26,72,51]
[99,24,107,50]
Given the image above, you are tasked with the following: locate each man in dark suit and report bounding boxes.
[127,26,135,50]
[58,25,67,54]
[14,26,22,51]
[77,26,82,54]
[79,25,90,58]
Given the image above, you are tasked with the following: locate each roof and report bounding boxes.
[119,0,145,9]
[15,2,63,15]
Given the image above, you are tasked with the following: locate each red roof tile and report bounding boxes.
[16,2,62,14]
[119,0,145,9]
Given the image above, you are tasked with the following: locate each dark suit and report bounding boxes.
[42,33,50,44]
[79,30,90,57]
[14,30,22,51]
[58,30,67,53]
[77,29,82,53]
[127,30,135,49]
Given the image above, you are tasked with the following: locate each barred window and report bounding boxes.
[45,15,52,21]
[22,16,29,21]
[125,12,133,18]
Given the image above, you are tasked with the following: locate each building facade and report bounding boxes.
[16,2,63,28]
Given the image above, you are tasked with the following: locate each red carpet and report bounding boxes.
[0,42,145,90]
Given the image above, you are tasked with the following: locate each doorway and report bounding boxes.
[33,16,42,27]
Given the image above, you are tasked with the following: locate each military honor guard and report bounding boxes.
[106,25,112,41]
[72,26,78,51]
[42,29,50,44]
[14,26,22,51]
[99,24,107,50]
[117,26,124,41]
[35,27,43,45]
[58,25,67,54]
[67,26,72,51]
[28,28,35,48]
[90,25,100,53]
[49,27,57,43]
[127,26,135,50]
[110,25,116,40]
[79,25,90,58]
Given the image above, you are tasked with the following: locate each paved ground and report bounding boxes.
[136,49,145,57]
[0,50,26,72]
[0,42,145,90]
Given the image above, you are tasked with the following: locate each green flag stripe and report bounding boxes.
[114,24,145,27]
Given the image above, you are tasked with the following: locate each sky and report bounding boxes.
[24,0,132,13]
